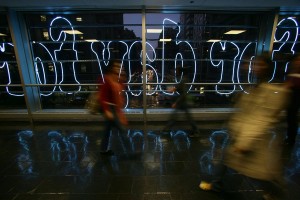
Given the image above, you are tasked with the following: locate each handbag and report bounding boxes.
[85,92,102,114]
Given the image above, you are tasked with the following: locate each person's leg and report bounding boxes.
[110,106,131,154]
[100,119,114,155]
[163,108,178,131]
[200,161,227,192]
[183,106,199,136]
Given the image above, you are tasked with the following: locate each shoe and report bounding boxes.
[199,180,222,192]
[199,181,213,191]
[100,150,114,156]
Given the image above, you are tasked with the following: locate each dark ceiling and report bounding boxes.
[0,0,300,11]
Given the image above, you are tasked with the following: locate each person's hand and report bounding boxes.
[105,111,113,120]
[167,86,176,93]
[118,113,128,126]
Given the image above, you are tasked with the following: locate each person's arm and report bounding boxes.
[100,81,114,119]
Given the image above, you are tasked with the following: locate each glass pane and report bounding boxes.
[23,11,299,112]
[145,12,261,109]
[0,13,26,109]
[271,15,300,83]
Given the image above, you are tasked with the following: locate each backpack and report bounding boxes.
[85,91,102,114]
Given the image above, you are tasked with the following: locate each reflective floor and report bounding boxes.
[0,121,299,200]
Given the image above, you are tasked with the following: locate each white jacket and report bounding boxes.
[225,83,290,181]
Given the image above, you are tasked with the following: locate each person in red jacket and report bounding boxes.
[99,60,127,155]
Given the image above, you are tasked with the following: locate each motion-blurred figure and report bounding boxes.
[284,54,300,146]
[199,53,290,200]
[99,60,127,156]
[163,67,199,137]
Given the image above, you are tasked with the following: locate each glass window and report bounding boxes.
[144,12,261,109]
[0,14,26,109]
[25,12,142,109]
[23,11,299,112]
[271,14,300,82]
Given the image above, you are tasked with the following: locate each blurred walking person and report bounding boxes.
[99,60,127,155]
[163,66,199,137]
[199,53,290,200]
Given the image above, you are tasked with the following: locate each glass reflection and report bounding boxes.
[17,130,35,175]
[170,130,191,151]
[128,129,144,152]
[47,130,96,182]
[14,127,298,180]
[48,130,69,162]
[200,130,229,175]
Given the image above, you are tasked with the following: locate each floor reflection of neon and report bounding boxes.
[199,130,228,174]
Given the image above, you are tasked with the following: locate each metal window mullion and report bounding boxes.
[256,9,279,54]
[7,9,41,124]
[142,8,147,125]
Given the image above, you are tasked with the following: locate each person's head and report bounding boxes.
[252,52,273,83]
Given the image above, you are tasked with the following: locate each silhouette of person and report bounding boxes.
[163,66,199,137]
[99,60,127,155]
[284,54,300,146]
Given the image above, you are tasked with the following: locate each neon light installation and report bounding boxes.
[236,42,256,94]
[270,17,299,83]
[1,16,299,104]
[34,42,58,96]
[160,18,197,95]
[209,41,240,95]
[49,16,81,94]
